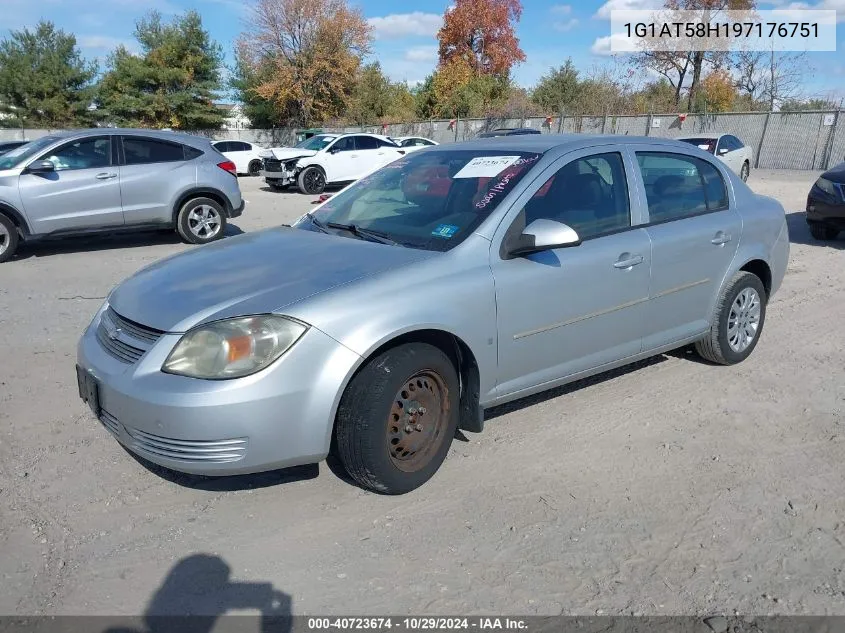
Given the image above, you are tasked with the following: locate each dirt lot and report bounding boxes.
[1,170,844,619]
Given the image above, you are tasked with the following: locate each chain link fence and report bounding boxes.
[2,109,843,170]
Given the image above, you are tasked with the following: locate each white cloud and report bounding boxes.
[769,0,845,22]
[367,12,443,40]
[590,33,633,55]
[551,4,572,14]
[593,0,663,20]
[404,46,438,62]
[554,18,579,31]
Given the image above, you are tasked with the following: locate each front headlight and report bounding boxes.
[815,177,838,197]
[162,315,307,379]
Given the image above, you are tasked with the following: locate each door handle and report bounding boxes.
[614,254,644,269]
[96,172,117,180]
[711,232,732,245]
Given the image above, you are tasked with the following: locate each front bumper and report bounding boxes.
[76,307,361,476]
[261,169,295,187]
[807,194,845,229]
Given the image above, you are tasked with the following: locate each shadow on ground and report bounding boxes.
[11,224,245,261]
[102,554,293,633]
[786,211,844,249]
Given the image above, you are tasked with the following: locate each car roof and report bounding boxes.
[438,133,725,154]
[39,127,213,146]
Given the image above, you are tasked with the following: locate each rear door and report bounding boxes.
[348,135,385,179]
[632,148,742,349]
[18,135,124,234]
[118,135,198,225]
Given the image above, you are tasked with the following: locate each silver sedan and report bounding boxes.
[76,135,790,494]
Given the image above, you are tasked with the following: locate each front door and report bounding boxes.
[490,148,652,397]
[324,136,357,182]
[18,135,123,234]
[632,149,742,349]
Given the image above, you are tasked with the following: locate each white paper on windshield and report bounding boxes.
[453,155,521,179]
[697,144,711,150]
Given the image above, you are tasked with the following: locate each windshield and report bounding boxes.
[295,149,544,252]
[294,135,336,151]
[0,136,60,170]
[679,137,717,154]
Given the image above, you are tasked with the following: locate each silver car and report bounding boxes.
[76,135,790,494]
[0,129,244,263]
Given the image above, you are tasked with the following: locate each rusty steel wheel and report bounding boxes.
[335,342,460,494]
[386,370,450,473]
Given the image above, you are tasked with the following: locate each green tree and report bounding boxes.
[98,11,225,129]
[531,60,579,114]
[348,62,393,124]
[413,75,439,119]
[230,44,292,127]
[632,79,677,113]
[0,21,97,128]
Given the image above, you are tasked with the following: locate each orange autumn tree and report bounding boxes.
[437,0,526,77]
[240,0,372,126]
[698,69,737,111]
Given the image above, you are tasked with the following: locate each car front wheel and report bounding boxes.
[335,343,460,494]
[176,197,227,245]
[695,271,767,365]
[297,166,326,195]
[809,223,839,241]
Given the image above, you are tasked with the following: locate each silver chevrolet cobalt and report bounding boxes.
[76,135,790,494]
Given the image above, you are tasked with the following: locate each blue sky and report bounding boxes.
[5,0,845,103]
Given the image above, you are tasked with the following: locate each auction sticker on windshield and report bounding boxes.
[431,224,459,238]
[453,156,521,179]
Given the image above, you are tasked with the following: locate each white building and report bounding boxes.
[216,103,251,130]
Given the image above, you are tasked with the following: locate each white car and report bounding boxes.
[391,136,439,152]
[259,133,405,194]
[212,140,266,177]
[677,134,753,182]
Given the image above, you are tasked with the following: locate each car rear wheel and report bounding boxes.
[0,213,19,263]
[809,223,839,241]
[695,271,767,365]
[176,197,227,245]
[335,343,460,494]
[740,161,749,182]
[298,166,326,195]
[248,160,262,177]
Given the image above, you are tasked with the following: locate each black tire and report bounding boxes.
[0,213,19,263]
[695,271,767,365]
[175,197,227,245]
[809,223,839,241]
[297,166,326,195]
[740,161,750,182]
[335,343,460,495]
[248,160,262,177]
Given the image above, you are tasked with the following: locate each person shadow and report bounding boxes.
[103,554,292,633]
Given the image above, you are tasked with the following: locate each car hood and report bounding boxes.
[108,227,434,333]
[259,148,318,161]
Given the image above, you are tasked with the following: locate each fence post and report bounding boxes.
[646,113,652,136]
[823,109,841,170]
[557,109,564,133]
[602,110,608,134]
[755,111,771,169]
[454,115,459,142]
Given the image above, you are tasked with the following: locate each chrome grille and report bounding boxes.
[96,308,163,364]
[124,426,247,464]
[99,410,122,436]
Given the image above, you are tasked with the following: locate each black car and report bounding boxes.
[476,128,542,138]
[0,140,28,155]
[806,161,845,241]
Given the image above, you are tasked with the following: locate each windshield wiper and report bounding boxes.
[325,222,401,246]
[305,212,330,234]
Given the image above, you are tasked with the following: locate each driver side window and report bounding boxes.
[39,136,111,172]
[523,152,631,240]
[330,137,354,152]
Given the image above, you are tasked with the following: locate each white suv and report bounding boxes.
[260,133,405,194]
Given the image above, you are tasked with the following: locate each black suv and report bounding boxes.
[806,161,845,241]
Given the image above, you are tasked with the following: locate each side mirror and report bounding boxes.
[26,160,56,174]
[506,219,581,258]
[717,147,729,155]
[328,147,340,154]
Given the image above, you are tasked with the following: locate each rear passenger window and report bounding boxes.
[355,136,379,150]
[123,137,185,165]
[636,152,728,223]
[524,152,631,240]
[184,145,204,160]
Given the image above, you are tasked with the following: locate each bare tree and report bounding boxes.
[734,49,807,110]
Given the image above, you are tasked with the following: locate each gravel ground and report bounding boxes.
[1,170,844,619]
